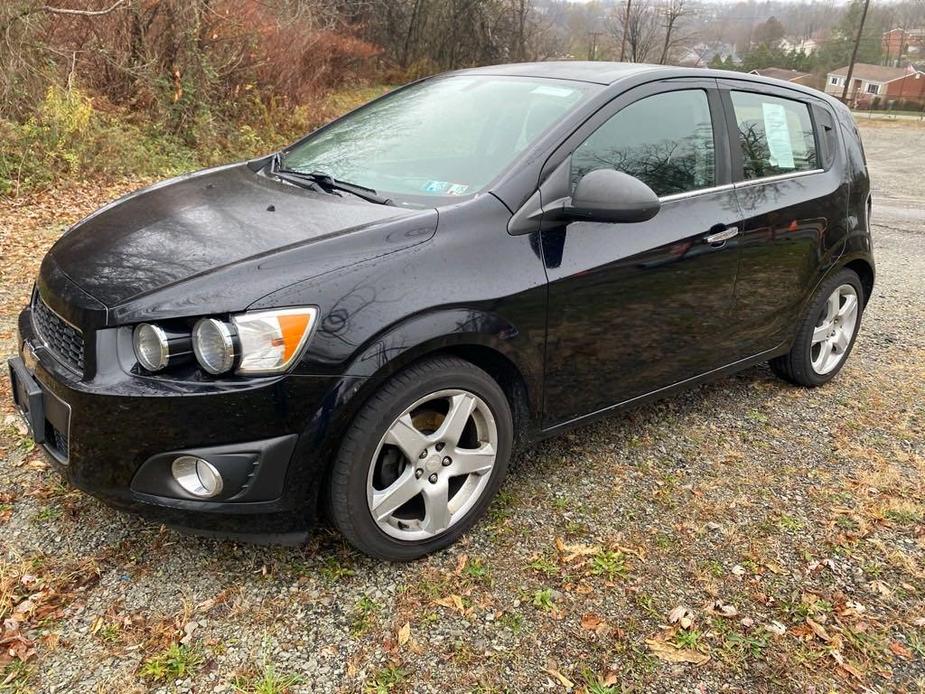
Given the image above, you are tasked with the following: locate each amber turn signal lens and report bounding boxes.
[231,307,318,374]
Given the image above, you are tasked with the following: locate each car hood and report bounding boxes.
[43,163,436,325]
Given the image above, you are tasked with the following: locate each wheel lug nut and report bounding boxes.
[436,442,444,452]
[419,449,428,459]
[442,456,452,466]
[415,468,423,479]
[428,473,438,484]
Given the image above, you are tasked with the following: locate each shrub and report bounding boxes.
[0,82,390,197]
[0,85,197,195]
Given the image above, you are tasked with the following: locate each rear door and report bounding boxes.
[718,80,850,357]
[540,79,743,426]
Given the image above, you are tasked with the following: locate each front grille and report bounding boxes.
[32,294,85,374]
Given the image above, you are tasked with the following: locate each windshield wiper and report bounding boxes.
[269,154,393,206]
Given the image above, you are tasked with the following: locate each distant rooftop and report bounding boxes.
[829,63,922,83]
[883,27,925,36]
[749,68,811,81]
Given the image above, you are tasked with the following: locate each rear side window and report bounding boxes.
[730,91,817,179]
[571,89,715,197]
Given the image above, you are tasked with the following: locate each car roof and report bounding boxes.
[450,61,846,111]
[453,61,664,85]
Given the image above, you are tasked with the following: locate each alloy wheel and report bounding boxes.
[811,283,859,375]
[366,389,498,541]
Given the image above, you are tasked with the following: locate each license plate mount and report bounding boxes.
[8,357,46,445]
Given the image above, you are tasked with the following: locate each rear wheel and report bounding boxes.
[770,268,864,387]
[328,356,513,561]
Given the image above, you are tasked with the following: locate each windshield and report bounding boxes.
[280,76,597,205]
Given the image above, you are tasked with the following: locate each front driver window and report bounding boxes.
[571,89,716,197]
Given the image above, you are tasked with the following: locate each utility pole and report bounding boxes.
[619,0,632,61]
[841,0,871,103]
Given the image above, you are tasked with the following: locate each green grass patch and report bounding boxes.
[139,644,205,682]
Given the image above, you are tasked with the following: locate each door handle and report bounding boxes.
[704,226,739,245]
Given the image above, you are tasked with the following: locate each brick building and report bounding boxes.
[825,63,925,107]
[882,28,925,66]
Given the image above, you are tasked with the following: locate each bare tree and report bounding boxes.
[611,0,660,63]
[658,0,689,64]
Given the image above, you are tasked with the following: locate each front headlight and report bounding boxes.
[232,307,318,374]
[192,318,236,375]
[133,323,192,372]
[146,307,318,377]
[133,323,169,371]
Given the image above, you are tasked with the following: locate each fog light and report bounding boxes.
[171,456,223,498]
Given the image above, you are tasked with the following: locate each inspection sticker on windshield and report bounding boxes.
[446,184,469,195]
[531,85,575,98]
[762,102,795,169]
[422,180,449,193]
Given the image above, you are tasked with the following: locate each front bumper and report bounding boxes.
[11,305,354,539]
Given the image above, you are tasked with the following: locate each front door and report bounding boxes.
[540,82,742,426]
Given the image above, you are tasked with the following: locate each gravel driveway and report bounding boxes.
[1,121,923,694]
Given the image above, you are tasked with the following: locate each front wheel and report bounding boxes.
[327,356,513,561]
[770,268,864,387]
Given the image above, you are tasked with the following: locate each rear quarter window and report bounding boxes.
[730,91,818,179]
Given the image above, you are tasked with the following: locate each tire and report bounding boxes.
[770,268,864,387]
[327,356,513,561]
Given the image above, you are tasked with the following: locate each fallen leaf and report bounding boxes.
[731,564,746,577]
[705,600,737,618]
[455,554,468,576]
[868,580,892,598]
[830,650,865,680]
[13,599,34,615]
[645,638,710,666]
[765,621,787,636]
[555,538,600,563]
[840,601,866,618]
[806,617,832,643]
[763,561,784,575]
[434,594,465,613]
[397,622,411,646]
[543,666,574,690]
[580,613,610,635]
[179,621,198,646]
[668,605,695,629]
[89,615,104,636]
[889,641,912,659]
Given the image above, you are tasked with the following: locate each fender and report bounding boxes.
[342,307,544,422]
[780,243,875,353]
[783,161,874,347]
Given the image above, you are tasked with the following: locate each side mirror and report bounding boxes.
[565,169,661,223]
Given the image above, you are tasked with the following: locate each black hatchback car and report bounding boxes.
[8,62,873,560]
